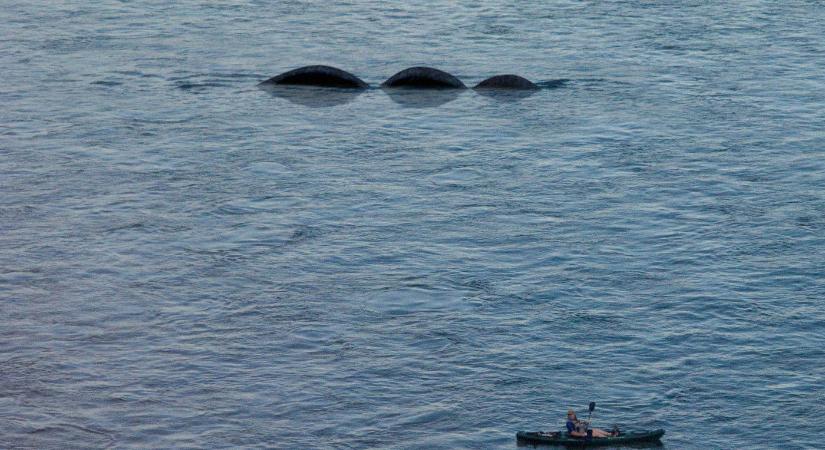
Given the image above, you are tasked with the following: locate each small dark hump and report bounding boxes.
[259,65,368,89]
[381,67,466,89]
[474,74,538,90]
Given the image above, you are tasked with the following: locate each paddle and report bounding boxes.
[587,401,596,422]
[586,402,596,438]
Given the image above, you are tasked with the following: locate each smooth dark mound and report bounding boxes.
[259,65,368,89]
[474,74,538,90]
[381,67,466,89]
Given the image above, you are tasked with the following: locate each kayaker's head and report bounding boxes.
[567,409,577,420]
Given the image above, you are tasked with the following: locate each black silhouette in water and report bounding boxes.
[473,74,540,101]
[381,67,467,89]
[474,74,539,90]
[258,65,552,106]
[259,65,368,89]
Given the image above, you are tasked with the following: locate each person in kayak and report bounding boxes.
[566,409,616,438]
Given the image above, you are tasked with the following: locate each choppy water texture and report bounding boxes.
[3,1,825,448]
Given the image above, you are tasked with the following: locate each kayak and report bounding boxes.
[516,429,665,446]
[516,429,664,446]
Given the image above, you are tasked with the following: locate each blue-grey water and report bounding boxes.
[3,1,825,448]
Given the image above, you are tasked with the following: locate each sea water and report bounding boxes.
[2,1,824,448]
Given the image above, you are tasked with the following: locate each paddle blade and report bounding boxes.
[589,402,596,412]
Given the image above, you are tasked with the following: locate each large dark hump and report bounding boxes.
[381,67,467,89]
[259,65,368,89]
[474,74,539,90]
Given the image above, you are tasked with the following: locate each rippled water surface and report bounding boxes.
[3,1,825,448]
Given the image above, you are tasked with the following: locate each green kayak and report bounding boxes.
[516,429,664,446]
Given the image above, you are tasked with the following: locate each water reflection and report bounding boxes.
[475,89,538,102]
[383,88,463,108]
[259,84,363,107]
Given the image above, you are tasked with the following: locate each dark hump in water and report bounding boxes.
[259,65,368,89]
[474,74,539,90]
[381,67,466,89]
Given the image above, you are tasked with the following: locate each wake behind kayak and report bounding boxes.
[516,429,665,447]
